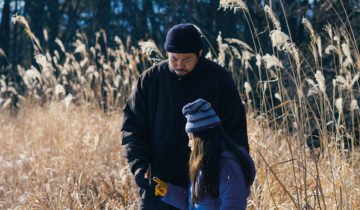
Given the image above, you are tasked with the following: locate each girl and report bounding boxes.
[154,98,256,209]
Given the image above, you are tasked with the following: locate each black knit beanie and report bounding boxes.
[164,24,203,53]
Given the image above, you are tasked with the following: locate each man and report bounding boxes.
[121,23,249,209]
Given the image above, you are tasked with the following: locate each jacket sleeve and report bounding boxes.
[219,160,250,210]
[121,75,150,174]
[161,183,189,210]
[220,72,249,151]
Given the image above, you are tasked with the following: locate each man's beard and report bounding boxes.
[169,66,189,75]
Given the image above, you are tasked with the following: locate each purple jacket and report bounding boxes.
[162,147,255,210]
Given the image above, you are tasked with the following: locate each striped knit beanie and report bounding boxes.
[182,99,221,133]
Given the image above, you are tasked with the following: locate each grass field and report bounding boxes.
[1,102,359,209]
[1,1,360,208]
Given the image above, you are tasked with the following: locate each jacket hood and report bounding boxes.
[221,147,256,185]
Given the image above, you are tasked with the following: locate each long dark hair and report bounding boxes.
[188,125,254,206]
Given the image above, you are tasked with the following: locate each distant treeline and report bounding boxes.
[0,0,359,69]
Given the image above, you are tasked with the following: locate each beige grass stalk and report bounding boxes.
[302,18,320,69]
[267,26,296,137]
[269,30,300,74]
[325,0,360,58]
[229,46,241,59]
[55,38,66,53]
[11,14,43,54]
[269,30,290,50]
[325,45,337,55]
[193,24,218,58]
[341,43,353,68]
[219,0,248,13]
[138,39,164,60]
[264,5,281,30]
[225,38,254,52]
[262,53,283,69]
[314,71,326,95]
[268,26,301,150]
[219,0,261,55]
[216,33,226,67]
[334,31,344,74]
[244,81,253,110]
[0,48,9,63]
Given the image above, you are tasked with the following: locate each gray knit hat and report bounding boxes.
[182,99,221,133]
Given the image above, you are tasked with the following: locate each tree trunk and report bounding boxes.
[96,0,110,31]
[61,0,81,46]
[0,0,11,59]
[47,0,60,42]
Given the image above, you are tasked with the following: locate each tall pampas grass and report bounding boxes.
[219,0,248,13]
[138,39,164,61]
[11,14,42,54]
[217,1,360,209]
[262,53,283,69]
[0,102,138,209]
[264,5,281,30]
[5,15,149,110]
[2,2,360,209]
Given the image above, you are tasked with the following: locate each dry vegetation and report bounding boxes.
[1,0,360,209]
[249,115,360,209]
[0,102,138,209]
[0,103,359,209]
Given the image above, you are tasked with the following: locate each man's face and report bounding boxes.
[168,50,202,76]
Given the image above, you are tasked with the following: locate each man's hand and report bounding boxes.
[134,168,149,189]
[153,177,168,197]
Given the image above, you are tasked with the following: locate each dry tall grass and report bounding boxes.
[218,0,360,208]
[0,102,137,209]
[249,115,360,209]
[1,0,360,208]
[2,15,156,111]
[1,103,359,209]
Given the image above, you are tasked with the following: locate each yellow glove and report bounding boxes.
[153,177,168,197]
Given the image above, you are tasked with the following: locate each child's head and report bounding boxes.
[182,98,221,150]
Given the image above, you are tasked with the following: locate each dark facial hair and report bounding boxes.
[169,65,189,75]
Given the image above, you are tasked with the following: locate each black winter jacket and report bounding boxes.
[121,56,248,190]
